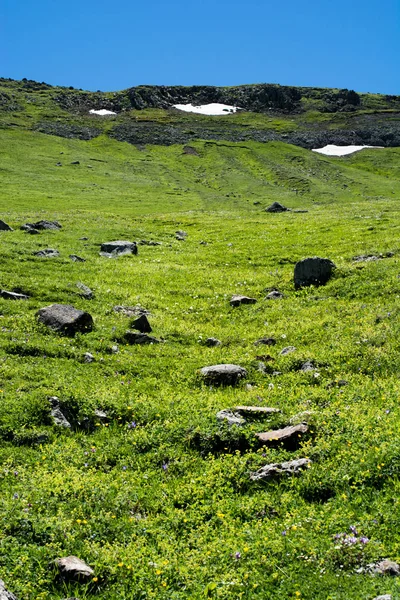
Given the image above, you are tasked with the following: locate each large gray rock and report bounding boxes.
[200,364,247,385]
[100,240,137,257]
[0,220,13,231]
[250,458,311,480]
[69,254,86,262]
[0,290,29,300]
[266,202,288,213]
[37,304,93,336]
[29,220,61,230]
[0,580,17,600]
[55,556,94,581]
[34,248,60,258]
[230,294,257,307]
[294,257,336,288]
[255,423,308,446]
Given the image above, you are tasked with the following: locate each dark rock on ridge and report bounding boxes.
[294,257,336,288]
[37,304,93,336]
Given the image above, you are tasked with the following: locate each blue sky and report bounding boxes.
[2,0,399,93]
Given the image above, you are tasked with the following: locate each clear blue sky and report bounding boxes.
[2,0,399,94]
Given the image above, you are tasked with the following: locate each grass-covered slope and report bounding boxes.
[1,99,400,599]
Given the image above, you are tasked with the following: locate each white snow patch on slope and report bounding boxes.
[312,144,384,156]
[173,103,242,116]
[89,109,117,116]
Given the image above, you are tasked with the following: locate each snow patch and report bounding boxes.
[312,144,384,157]
[173,103,242,116]
[89,109,117,116]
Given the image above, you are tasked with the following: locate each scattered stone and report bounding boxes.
[289,411,314,425]
[124,331,160,344]
[300,360,316,372]
[100,240,138,257]
[24,227,40,235]
[80,237,88,240]
[216,410,246,426]
[49,397,71,429]
[55,556,94,581]
[111,345,119,354]
[257,361,268,373]
[30,220,61,230]
[280,346,296,356]
[84,352,94,363]
[0,579,17,600]
[183,145,199,155]
[69,254,86,262]
[199,241,208,245]
[94,409,108,421]
[353,253,394,263]
[175,230,187,241]
[266,290,284,300]
[326,379,349,388]
[266,201,288,213]
[205,337,221,347]
[76,282,94,299]
[140,240,162,246]
[56,162,62,167]
[294,257,336,288]
[372,596,392,600]
[255,354,273,361]
[230,294,257,307]
[272,371,282,376]
[71,161,80,165]
[254,337,276,346]
[200,364,247,386]
[255,424,309,446]
[0,220,13,231]
[37,304,94,336]
[361,560,400,576]
[0,290,29,300]
[34,248,60,258]
[114,305,150,317]
[131,314,152,333]
[250,458,311,481]
[253,201,261,205]
[235,405,280,415]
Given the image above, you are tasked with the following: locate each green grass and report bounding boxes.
[1,116,400,599]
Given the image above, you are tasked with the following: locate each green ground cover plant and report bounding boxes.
[1,81,400,599]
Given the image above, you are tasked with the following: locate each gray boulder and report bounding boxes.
[176,230,187,240]
[266,290,284,300]
[124,331,160,344]
[37,304,93,336]
[34,248,60,258]
[49,397,71,429]
[100,240,137,257]
[294,257,336,288]
[0,579,17,600]
[0,220,13,231]
[216,410,246,426]
[230,294,257,307]
[55,556,94,581]
[255,424,309,446]
[266,202,288,213]
[29,220,61,230]
[76,282,94,299]
[205,337,221,347]
[200,364,247,386]
[0,290,29,300]
[250,458,311,481]
[254,337,276,346]
[132,314,152,333]
[69,254,86,262]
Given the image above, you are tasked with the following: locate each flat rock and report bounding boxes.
[29,220,61,230]
[255,423,309,445]
[132,314,152,333]
[235,405,280,415]
[230,294,257,307]
[280,346,296,355]
[0,290,29,300]
[55,556,94,580]
[216,410,246,426]
[0,579,17,600]
[372,596,392,600]
[0,220,13,231]
[200,364,247,386]
[100,240,137,257]
[34,248,60,258]
[205,337,221,347]
[124,331,160,344]
[250,458,311,481]
[114,304,150,317]
[76,282,94,299]
[266,202,288,213]
[37,304,93,336]
[69,254,86,262]
[254,337,276,346]
[294,257,336,288]
[266,290,284,300]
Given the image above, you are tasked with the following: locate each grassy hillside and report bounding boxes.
[1,81,400,599]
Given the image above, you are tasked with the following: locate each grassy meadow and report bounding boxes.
[1,118,400,599]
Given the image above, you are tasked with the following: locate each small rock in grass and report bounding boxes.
[100,240,137,257]
[266,290,284,300]
[34,248,60,258]
[294,257,336,288]
[131,314,152,333]
[360,560,400,577]
[183,145,199,156]
[94,409,107,420]
[175,230,187,240]
[114,305,150,317]
[0,290,29,300]
[205,337,221,347]
[37,304,93,336]
[216,410,246,426]
[0,579,18,600]
[372,596,392,600]
[111,345,119,354]
[124,331,160,345]
[200,364,247,386]
[300,360,316,372]
[254,337,276,346]
[266,202,288,213]
[250,458,311,481]
[30,220,61,230]
[326,379,348,388]
[230,294,257,307]
[255,424,309,446]
[71,161,80,165]
[289,411,314,425]
[69,254,86,262]
[0,220,13,231]
[25,227,40,235]
[235,405,280,415]
[76,282,94,299]
[280,346,296,355]
[49,397,71,429]
[55,556,94,581]
[140,240,162,246]
[84,352,94,363]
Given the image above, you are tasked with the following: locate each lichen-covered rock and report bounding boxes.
[100,240,137,257]
[216,410,246,426]
[250,458,311,480]
[37,304,93,336]
[294,257,336,288]
[200,364,247,385]
[55,555,94,581]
